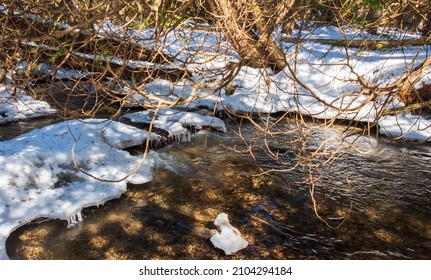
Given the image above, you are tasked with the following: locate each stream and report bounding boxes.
[3,117,431,260]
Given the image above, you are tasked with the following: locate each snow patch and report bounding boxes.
[379,113,431,141]
[0,84,56,123]
[101,120,162,149]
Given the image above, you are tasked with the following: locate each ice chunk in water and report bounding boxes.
[210,213,248,255]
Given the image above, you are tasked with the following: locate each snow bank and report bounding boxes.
[220,36,431,141]
[12,19,426,142]
[0,119,156,259]
[115,78,224,110]
[4,17,430,142]
[34,63,89,80]
[291,25,422,41]
[0,84,56,124]
[98,21,431,141]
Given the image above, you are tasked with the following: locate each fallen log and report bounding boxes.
[12,40,191,84]
[382,100,431,116]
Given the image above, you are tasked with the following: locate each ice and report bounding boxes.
[121,108,226,142]
[210,213,249,255]
[67,210,83,228]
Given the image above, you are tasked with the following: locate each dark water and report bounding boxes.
[4,120,431,259]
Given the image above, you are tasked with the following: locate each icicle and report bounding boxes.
[67,216,76,228]
[67,210,83,228]
[187,131,191,142]
[76,210,83,222]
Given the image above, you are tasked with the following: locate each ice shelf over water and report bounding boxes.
[121,108,226,141]
[0,119,156,259]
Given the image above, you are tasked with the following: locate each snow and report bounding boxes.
[0,85,57,123]
[379,113,431,141]
[222,42,428,122]
[101,120,162,149]
[210,213,249,255]
[34,63,89,80]
[115,78,225,110]
[92,21,431,141]
[291,25,422,41]
[218,38,431,141]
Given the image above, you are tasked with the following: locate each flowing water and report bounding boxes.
[3,119,431,259]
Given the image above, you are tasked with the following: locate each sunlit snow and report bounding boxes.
[0,85,56,124]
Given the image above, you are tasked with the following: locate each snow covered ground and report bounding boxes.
[94,22,431,141]
[1,20,431,259]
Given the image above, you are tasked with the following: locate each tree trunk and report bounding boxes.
[207,0,287,72]
[365,7,383,35]
[422,7,431,37]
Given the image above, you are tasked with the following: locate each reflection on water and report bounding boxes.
[5,122,431,259]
